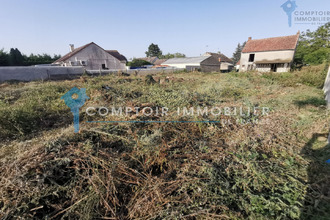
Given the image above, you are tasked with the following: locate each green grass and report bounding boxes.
[0,66,329,219]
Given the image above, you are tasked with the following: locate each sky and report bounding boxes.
[0,0,329,60]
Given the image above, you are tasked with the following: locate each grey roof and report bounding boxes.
[106,50,127,62]
[162,56,211,65]
[136,57,158,64]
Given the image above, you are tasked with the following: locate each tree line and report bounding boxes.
[0,48,61,66]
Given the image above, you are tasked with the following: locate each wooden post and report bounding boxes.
[324,66,330,143]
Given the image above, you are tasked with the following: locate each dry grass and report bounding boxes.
[0,67,329,219]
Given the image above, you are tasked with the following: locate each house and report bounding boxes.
[202,52,233,72]
[162,52,233,72]
[53,42,127,70]
[239,32,300,72]
[106,50,128,65]
[162,56,209,71]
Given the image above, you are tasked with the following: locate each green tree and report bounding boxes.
[24,53,61,66]
[232,42,246,65]
[145,43,162,58]
[8,48,24,66]
[294,22,330,66]
[0,49,9,66]
[0,47,61,66]
[161,52,186,59]
[304,48,330,65]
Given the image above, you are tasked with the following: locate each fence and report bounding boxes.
[0,66,185,83]
[0,66,84,82]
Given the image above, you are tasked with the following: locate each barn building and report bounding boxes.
[239,32,300,72]
[53,42,127,70]
[162,53,233,72]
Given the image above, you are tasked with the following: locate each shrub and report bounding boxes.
[304,48,330,65]
[260,64,328,88]
[127,59,152,68]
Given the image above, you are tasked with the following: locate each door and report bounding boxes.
[271,64,277,72]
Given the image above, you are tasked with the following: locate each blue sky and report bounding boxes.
[0,0,329,59]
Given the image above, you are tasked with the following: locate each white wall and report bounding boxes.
[240,50,295,72]
[165,63,201,69]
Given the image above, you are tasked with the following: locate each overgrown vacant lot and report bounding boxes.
[0,64,329,219]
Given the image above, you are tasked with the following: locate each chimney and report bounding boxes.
[69,44,74,52]
[248,37,252,41]
[297,30,300,35]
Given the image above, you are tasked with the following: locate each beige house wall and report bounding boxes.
[60,44,126,70]
[239,50,295,72]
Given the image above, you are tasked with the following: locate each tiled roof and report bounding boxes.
[106,50,127,62]
[53,42,94,63]
[204,52,233,63]
[242,33,300,53]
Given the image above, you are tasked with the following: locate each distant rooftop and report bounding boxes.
[204,52,233,63]
[135,57,158,64]
[53,42,127,64]
[106,50,127,62]
[162,56,211,65]
[54,42,95,63]
[242,32,300,53]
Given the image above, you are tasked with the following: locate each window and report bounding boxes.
[102,64,107,69]
[248,54,255,62]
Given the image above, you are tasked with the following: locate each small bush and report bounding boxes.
[261,64,328,88]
